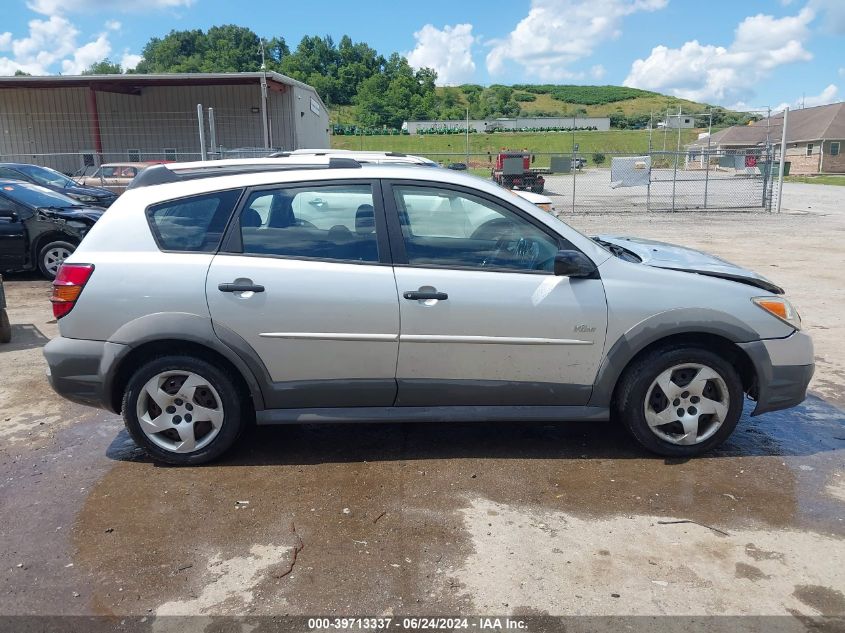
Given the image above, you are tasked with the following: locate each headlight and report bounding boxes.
[752,296,801,330]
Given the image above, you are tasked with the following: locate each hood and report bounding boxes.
[38,205,105,223]
[61,183,116,200]
[595,235,784,294]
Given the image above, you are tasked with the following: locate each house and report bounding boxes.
[686,102,844,175]
[658,113,695,129]
[0,72,330,174]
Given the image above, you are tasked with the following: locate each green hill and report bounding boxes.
[331,84,752,130]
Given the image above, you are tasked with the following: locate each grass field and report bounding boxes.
[784,175,845,186]
[330,129,701,161]
[497,91,706,118]
[331,92,711,126]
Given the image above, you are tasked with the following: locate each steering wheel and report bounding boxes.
[481,236,511,268]
[470,218,516,241]
[514,237,541,268]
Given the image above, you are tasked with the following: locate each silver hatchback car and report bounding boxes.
[43,158,813,465]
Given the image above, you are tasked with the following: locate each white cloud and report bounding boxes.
[406,23,476,85]
[61,33,111,74]
[809,0,845,33]
[840,67,845,78]
[27,0,194,14]
[105,20,122,31]
[121,52,143,70]
[485,0,667,80]
[776,83,840,111]
[0,15,117,75]
[624,8,814,104]
[590,64,606,80]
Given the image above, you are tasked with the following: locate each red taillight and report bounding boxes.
[51,264,94,319]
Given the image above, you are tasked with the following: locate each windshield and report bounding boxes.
[15,164,77,188]
[0,182,83,209]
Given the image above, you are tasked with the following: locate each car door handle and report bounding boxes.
[403,290,448,301]
[218,282,265,293]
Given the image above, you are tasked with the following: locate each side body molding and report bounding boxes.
[588,307,762,408]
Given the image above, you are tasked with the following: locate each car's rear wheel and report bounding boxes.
[614,346,744,457]
[122,356,245,465]
[38,240,75,279]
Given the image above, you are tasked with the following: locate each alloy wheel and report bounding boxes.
[135,370,225,454]
[43,246,72,277]
[643,363,730,446]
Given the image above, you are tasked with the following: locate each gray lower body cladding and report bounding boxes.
[43,337,126,411]
[43,329,813,423]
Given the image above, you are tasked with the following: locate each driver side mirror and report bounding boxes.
[554,249,598,278]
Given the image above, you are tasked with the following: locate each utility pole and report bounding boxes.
[259,40,270,150]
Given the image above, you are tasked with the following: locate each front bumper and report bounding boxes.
[43,336,127,412]
[739,330,814,416]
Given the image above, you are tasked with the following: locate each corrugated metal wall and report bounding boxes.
[0,80,329,173]
[0,87,92,172]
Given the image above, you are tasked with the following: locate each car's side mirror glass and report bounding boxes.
[554,249,598,278]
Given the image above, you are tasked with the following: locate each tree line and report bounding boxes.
[75,25,753,130]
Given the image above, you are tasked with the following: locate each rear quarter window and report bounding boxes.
[146,189,242,252]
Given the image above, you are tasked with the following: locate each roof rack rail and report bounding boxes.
[127,157,362,190]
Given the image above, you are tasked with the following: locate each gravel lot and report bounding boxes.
[0,182,842,624]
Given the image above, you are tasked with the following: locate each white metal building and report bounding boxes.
[0,72,330,173]
[403,116,610,134]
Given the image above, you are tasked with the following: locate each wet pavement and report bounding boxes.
[1,187,844,621]
[2,398,843,618]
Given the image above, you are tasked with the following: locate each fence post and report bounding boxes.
[196,103,207,161]
[670,106,681,212]
[704,108,712,209]
[208,107,217,160]
[776,107,789,214]
[647,112,653,211]
[465,107,469,166]
[571,114,576,214]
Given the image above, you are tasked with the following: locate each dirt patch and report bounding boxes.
[453,496,845,615]
[792,585,845,616]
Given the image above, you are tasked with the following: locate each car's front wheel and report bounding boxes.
[122,356,246,465]
[614,346,744,456]
[38,240,76,279]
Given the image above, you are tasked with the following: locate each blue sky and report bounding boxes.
[1,0,843,111]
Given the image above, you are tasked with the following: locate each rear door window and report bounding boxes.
[236,184,380,263]
[147,189,242,252]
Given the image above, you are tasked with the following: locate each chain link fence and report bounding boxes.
[409,147,777,214]
[1,103,785,213]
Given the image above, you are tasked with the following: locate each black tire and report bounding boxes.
[37,240,76,279]
[122,355,246,465]
[531,184,544,193]
[613,346,744,457]
[0,309,10,344]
